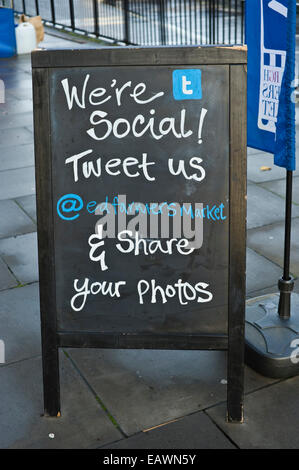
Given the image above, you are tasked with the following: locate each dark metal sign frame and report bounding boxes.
[32,46,247,423]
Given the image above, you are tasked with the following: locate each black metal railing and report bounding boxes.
[11,0,245,46]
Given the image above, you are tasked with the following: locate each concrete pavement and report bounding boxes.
[0,32,299,449]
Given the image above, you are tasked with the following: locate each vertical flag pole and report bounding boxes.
[278,169,294,319]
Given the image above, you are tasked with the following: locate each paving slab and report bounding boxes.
[0,111,33,130]
[0,256,18,291]
[0,71,31,84]
[206,375,299,449]
[0,66,25,75]
[0,65,32,76]
[0,354,121,449]
[102,411,235,449]
[0,57,31,73]
[15,194,37,222]
[0,283,41,362]
[3,78,33,91]
[246,285,278,299]
[0,166,35,200]
[0,232,38,284]
[0,199,35,239]
[0,98,32,117]
[68,348,277,436]
[247,183,299,229]
[246,278,299,300]
[261,176,299,205]
[0,127,33,149]
[246,248,283,294]
[0,143,34,171]
[7,87,33,101]
[247,152,299,183]
[10,61,32,74]
[247,218,299,277]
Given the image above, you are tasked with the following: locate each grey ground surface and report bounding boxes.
[0,31,299,449]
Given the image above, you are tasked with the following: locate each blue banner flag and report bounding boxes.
[246,0,296,170]
[0,7,16,58]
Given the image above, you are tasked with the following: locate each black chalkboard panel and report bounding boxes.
[32,46,247,423]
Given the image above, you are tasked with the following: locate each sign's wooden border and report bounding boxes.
[32,46,247,423]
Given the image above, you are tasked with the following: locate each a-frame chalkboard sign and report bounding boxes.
[32,45,247,423]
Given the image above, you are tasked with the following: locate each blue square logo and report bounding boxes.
[172,69,202,100]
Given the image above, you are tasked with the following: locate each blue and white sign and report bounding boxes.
[246,0,296,170]
[172,69,202,100]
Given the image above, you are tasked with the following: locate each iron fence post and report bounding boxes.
[159,0,166,45]
[208,0,212,43]
[69,0,75,31]
[212,0,216,43]
[50,0,55,25]
[93,0,99,36]
[241,0,245,43]
[123,0,130,44]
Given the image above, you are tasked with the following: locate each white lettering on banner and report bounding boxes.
[268,0,288,17]
[257,0,287,133]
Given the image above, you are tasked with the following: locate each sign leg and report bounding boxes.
[33,67,61,418]
[227,329,245,423]
[41,338,61,417]
[227,63,246,423]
